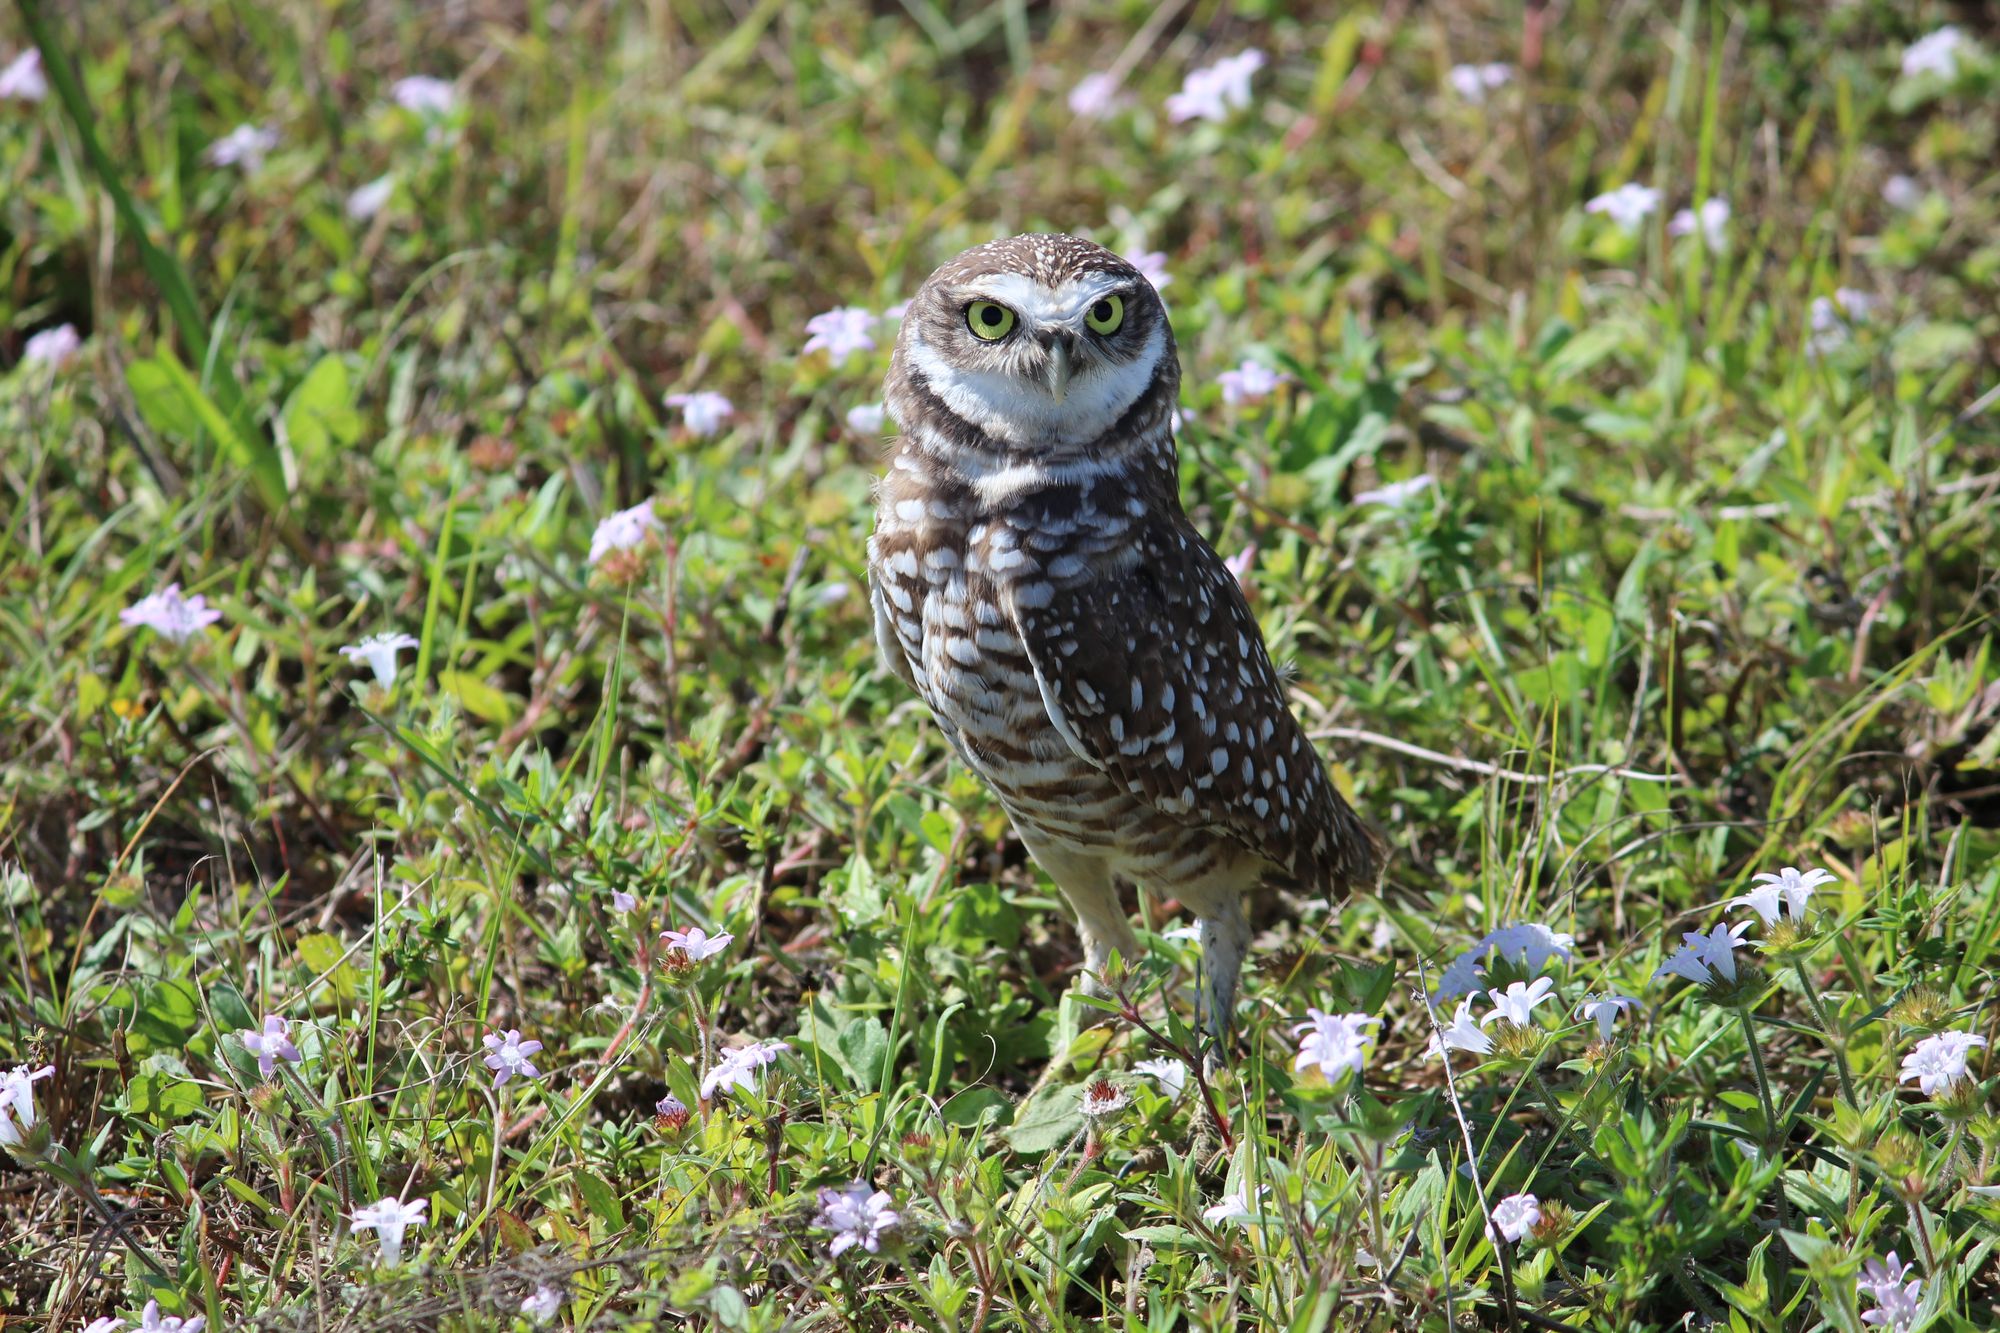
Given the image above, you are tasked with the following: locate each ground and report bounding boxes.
[2,1,2000,1330]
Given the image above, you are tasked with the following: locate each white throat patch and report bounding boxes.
[907,322,1165,450]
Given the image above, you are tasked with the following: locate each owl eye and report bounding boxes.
[1085,294,1125,335]
[966,301,1017,341]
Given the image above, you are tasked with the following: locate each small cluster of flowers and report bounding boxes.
[814,1181,900,1256]
[1432,921,1577,1000]
[1072,50,1265,125]
[1652,865,1829,989]
[1901,27,1966,81]
[1859,1252,1922,1329]
[701,1039,790,1100]
[1808,288,1881,357]
[1447,62,1512,103]
[79,1301,204,1333]
[120,584,223,643]
[118,579,435,694]
[1218,359,1286,406]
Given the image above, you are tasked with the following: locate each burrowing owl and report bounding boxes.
[868,234,1380,1041]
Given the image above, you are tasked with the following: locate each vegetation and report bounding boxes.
[3,1,1999,1328]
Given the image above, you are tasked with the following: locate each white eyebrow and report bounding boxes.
[966,272,1127,326]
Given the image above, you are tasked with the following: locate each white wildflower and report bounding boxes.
[119,583,223,643]
[1428,999,1494,1057]
[1481,977,1556,1028]
[22,324,81,369]
[346,175,396,221]
[587,499,663,564]
[814,1181,900,1256]
[1684,921,1752,982]
[1447,62,1513,102]
[204,124,278,171]
[339,632,421,687]
[349,1195,427,1267]
[1292,1009,1376,1083]
[391,75,459,116]
[1166,49,1265,123]
[1218,359,1284,406]
[1584,183,1661,231]
[1354,474,1437,508]
[845,402,887,434]
[1579,994,1639,1043]
[0,49,47,101]
[1668,197,1730,248]
[1899,1030,1986,1097]
[802,307,878,361]
[664,390,734,438]
[520,1285,562,1325]
[1068,72,1125,119]
[1134,1058,1187,1099]
[1901,27,1965,80]
[700,1040,789,1100]
[1487,1192,1540,1243]
[1124,249,1172,293]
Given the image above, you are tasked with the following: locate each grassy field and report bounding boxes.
[4,0,2000,1328]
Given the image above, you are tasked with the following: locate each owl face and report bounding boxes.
[892,234,1174,452]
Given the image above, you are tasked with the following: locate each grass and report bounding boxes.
[3,1,2000,1328]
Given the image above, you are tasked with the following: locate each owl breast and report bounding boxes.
[868,455,1161,845]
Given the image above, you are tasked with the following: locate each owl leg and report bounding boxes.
[1018,836,1138,1099]
[1194,894,1252,1048]
[1021,835,1139,993]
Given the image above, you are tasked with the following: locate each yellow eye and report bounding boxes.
[966,301,1016,341]
[1085,294,1125,334]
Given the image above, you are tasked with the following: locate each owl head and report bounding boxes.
[888,234,1177,453]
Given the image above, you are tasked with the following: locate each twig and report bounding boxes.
[1309,725,1684,786]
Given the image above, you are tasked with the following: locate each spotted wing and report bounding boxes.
[1006,518,1378,893]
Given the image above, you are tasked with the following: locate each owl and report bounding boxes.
[868,234,1380,1044]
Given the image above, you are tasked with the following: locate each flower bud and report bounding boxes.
[1530,1199,1575,1243]
[1889,986,1951,1031]
[1936,1076,1983,1124]
[595,547,651,587]
[1874,1127,1921,1175]
[1757,920,1814,964]
[1827,809,1873,849]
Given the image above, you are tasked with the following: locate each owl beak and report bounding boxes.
[1044,338,1072,401]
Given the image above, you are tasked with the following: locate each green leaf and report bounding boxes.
[939,1086,1011,1129]
[943,881,1020,949]
[575,1168,625,1230]
[296,932,363,1001]
[833,1014,890,1093]
[131,979,200,1050]
[1120,1224,1201,1246]
[208,983,256,1036]
[124,1059,205,1121]
[437,670,518,724]
[147,348,290,509]
[1004,1083,1083,1154]
[282,355,363,471]
[834,851,885,927]
[127,358,200,440]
